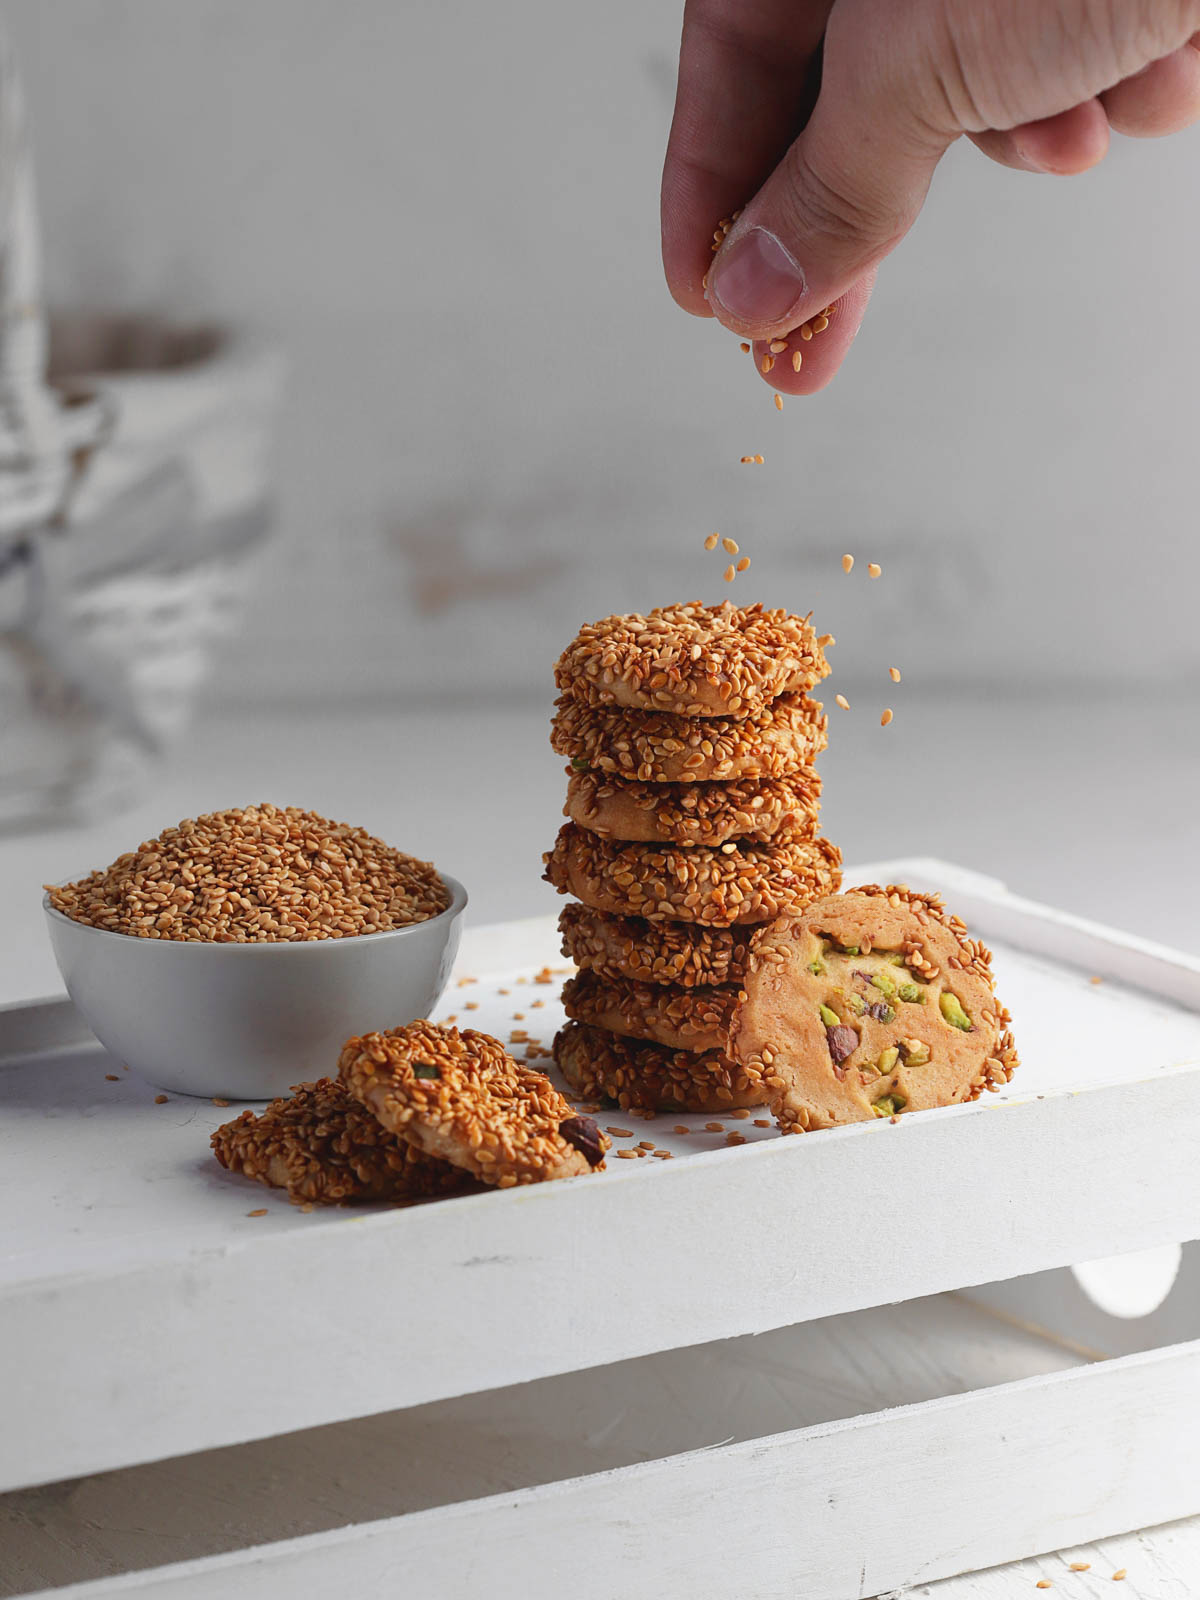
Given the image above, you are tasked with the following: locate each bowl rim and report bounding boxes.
[42,871,468,951]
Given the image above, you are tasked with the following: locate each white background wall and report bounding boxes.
[7,0,1199,705]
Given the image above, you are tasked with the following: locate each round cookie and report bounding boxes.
[211,1078,469,1205]
[728,885,1020,1133]
[554,1021,771,1112]
[339,1020,609,1187]
[564,768,821,847]
[560,904,754,989]
[550,692,827,785]
[544,823,842,927]
[562,970,738,1053]
[554,601,830,719]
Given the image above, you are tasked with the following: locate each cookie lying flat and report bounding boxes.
[728,885,1020,1133]
[544,823,842,927]
[550,692,827,785]
[211,1078,469,1205]
[554,601,830,719]
[562,970,737,1053]
[560,904,754,989]
[564,768,821,848]
[339,1020,609,1187]
[555,1021,771,1112]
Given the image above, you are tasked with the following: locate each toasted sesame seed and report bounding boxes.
[739,342,750,353]
[812,315,829,332]
[1112,1572,1126,1583]
[638,1140,655,1150]
[464,1001,478,1010]
[774,394,784,411]
[754,1118,771,1127]
[889,667,901,683]
[880,708,893,727]
[705,1121,723,1132]
[1089,975,1103,985]
[817,633,834,647]
[791,351,802,373]
[673,1124,690,1134]
[723,564,735,582]
[616,1148,638,1159]
[768,340,786,354]
[835,694,850,710]
[722,538,739,555]
[704,533,719,551]
[457,976,477,987]
[868,562,881,578]
[740,455,753,464]
[753,454,764,464]
[652,1148,672,1158]
[105,1073,119,1081]
[155,1094,169,1104]
[247,1208,268,1217]
[212,1097,230,1107]
[606,1125,633,1137]
[732,557,749,575]
[1069,1565,1090,1573]
[842,554,854,573]
[1036,1583,1052,1590]
[760,355,773,374]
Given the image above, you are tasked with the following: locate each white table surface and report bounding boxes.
[1,690,1197,1598]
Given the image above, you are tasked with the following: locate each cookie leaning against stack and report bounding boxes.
[546,601,843,1112]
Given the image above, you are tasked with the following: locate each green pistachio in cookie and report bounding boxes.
[727,885,1020,1133]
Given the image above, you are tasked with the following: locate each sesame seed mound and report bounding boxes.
[339,1019,609,1187]
[554,1021,771,1112]
[559,903,755,989]
[46,803,449,942]
[551,692,828,785]
[211,1078,469,1205]
[544,823,841,926]
[562,970,738,1053]
[554,601,830,719]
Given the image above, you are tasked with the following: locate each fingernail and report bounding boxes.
[710,227,807,325]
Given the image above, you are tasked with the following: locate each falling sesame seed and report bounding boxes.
[769,340,788,354]
[722,538,739,555]
[889,666,901,683]
[753,454,764,464]
[842,554,854,573]
[836,694,850,710]
[105,1073,119,1081]
[155,1094,169,1104]
[248,1209,268,1218]
[704,533,719,551]
[1089,976,1103,985]
[791,351,802,372]
[723,564,735,582]
[774,394,784,411]
[736,557,750,572]
[740,455,753,464]
[761,355,774,374]
[739,342,750,353]
[880,708,894,727]
[868,562,881,578]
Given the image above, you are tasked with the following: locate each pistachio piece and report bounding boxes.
[898,982,925,1003]
[412,1061,441,1080]
[899,1038,930,1067]
[818,1003,841,1027]
[939,991,973,1031]
[808,958,826,976]
[866,1002,895,1023]
[840,944,860,956]
[870,971,897,1000]
[570,756,590,772]
[872,1094,907,1117]
[877,1046,899,1075]
[882,953,907,966]
[846,993,866,1016]
[825,1025,859,1074]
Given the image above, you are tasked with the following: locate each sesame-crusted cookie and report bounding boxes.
[544,823,842,927]
[728,885,1020,1133]
[211,1078,470,1205]
[553,601,830,719]
[550,692,827,785]
[562,970,738,1053]
[560,903,755,989]
[338,1019,609,1187]
[564,768,821,847]
[554,1021,771,1112]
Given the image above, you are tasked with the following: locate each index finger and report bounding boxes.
[661,0,834,316]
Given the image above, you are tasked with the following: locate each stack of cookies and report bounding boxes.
[546,601,843,1113]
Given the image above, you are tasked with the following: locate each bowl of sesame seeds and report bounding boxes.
[43,804,467,1100]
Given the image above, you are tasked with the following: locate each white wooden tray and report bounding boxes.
[3,857,1200,1598]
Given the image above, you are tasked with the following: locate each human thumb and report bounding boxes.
[706,11,950,338]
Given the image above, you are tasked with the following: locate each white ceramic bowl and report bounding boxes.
[43,874,467,1100]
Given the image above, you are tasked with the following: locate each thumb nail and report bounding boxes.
[710,227,807,325]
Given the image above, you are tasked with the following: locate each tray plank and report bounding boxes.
[3,859,1200,1492]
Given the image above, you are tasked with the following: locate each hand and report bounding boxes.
[661,0,1200,392]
